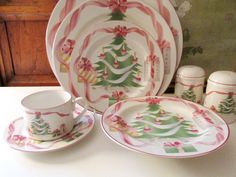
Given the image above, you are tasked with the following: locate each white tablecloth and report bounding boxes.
[0,87,235,177]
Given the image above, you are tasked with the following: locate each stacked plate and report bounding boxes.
[46,0,183,113]
[40,0,230,158]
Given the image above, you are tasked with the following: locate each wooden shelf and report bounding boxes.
[7,75,59,86]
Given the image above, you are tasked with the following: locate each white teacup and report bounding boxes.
[21,90,87,141]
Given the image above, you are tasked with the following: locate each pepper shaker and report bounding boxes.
[175,65,205,103]
[204,71,236,124]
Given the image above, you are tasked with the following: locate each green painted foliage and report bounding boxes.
[109,10,126,20]
[130,103,200,140]
[94,35,142,87]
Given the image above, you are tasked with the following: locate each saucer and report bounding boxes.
[4,110,95,152]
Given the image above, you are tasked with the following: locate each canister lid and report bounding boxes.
[208,71,236,86]
[176,65,205,78]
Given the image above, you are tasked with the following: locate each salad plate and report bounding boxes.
[52,0,176,100]
[69,21,164,112]
[101,96,229,158]
[4,108,95,153]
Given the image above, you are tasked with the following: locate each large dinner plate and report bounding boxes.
[143,0,183,69]
[68,21,164,112]
[142,0,183,94]
[101,96,229,158]
[51,0,177,98]
[46,1,182,92]
[46,0,80,73]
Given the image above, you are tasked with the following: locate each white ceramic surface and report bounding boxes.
[176,65,205,78]
[175,65,205,103]
[21,90,87,141]
[208,71,236,86]
[204,71,236,124]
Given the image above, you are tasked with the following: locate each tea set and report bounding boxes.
[4,90,95,152]
[3,0,236,158]
[4,69,235,157]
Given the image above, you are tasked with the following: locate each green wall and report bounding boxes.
[174,0,236,77]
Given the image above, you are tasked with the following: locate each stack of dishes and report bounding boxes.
[46,0,183,113]
[25,0,228,157]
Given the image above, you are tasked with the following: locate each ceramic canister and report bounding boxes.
[204,71,236,124]
[175,65,205,104]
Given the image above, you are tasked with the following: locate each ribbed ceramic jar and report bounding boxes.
[204,71,236,124]
[175,65,205,104]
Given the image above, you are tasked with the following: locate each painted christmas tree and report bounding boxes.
[108,0,127,21]
[28,114,50,136]
[129,100,200,153]
[130,102,200,139]
[218,93,236,114]
[28,114,67,138]
[181,87,196,102]
[94,26,142,88]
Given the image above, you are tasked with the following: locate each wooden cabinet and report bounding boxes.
[0,0,59,86]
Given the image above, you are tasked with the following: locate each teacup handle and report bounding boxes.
[72,97,88,123]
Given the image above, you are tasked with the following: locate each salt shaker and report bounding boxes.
[175,65,205,103]
[204,71,236,124]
